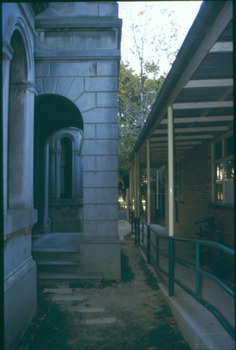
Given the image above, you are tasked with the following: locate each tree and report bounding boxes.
[118,4,181,198]
[118,61,165,199]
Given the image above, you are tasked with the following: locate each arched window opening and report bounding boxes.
[60,137,72,198]
[10,30,27,82]
[8,30,28,209]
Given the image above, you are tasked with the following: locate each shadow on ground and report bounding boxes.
[16,238,190,350]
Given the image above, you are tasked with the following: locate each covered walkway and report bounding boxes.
[127,1,234,348]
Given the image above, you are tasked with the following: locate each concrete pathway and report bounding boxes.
[141,222,235,350]
[17,220,190,350]
[17,220,234,350]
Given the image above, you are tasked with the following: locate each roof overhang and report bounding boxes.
[130,0,233,169]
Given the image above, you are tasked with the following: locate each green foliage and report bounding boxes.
[121,250,135,282]
[118,6,181,197]
[118,61,165,198]
[138,257,159,290]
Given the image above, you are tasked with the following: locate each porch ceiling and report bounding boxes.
[130,1,233,169]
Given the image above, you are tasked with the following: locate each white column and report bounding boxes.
[129,166,133,213]
[135,153,140,218]
[126,188,129,220]
[156,169,159,210]
[132,161,135,210]
[168,105,174,237]
[147,138,151,225]
[134,155,137,217]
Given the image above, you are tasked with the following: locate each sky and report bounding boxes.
[118,1,203,76]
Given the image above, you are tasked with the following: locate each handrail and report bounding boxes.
[133,218,235,340]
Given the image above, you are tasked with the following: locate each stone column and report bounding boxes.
[8,82,37,209]
[2,42,14,214]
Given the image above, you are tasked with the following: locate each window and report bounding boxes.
[60,137,72,198]
[213,133,234,205]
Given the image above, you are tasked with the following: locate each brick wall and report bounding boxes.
[164,141,234,244]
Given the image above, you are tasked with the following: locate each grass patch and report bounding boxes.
[143,303,191,350]
[144,324,190,350]
[121,250,135,282]
[138,258,159,290]
[16,292,71,350]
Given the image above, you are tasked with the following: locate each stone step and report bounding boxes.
[32,246,80,252]
[33,250,80,262]
[37,272,103,284]
[37,260,81,274]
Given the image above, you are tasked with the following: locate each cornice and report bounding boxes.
[2,42,14,61]
[31,3,49,16]
[10,80,39,95]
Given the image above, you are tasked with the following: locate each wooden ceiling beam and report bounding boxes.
[185,79,233,88]
[210,41,233,52]
[173,101,233,110]
[153,125,229,134]
[160,115,233,124]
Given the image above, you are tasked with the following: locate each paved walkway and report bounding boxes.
[17,220,190,350]
[16,220,234,350]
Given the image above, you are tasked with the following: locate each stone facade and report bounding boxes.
[2,3,122,349]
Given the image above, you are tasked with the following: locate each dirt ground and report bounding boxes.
[17,236,191,350]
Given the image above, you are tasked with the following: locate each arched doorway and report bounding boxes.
[34,94,83,233]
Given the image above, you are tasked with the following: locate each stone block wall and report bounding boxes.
[3,3,122,348]
[3,3,38,349]
[35,2,122,237]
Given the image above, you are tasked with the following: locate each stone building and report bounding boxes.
[2,3,122,349]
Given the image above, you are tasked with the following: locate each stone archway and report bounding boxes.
[34,94,83,233]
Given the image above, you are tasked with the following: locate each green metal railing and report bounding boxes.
[133,218,235,340]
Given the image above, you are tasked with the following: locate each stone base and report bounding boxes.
[80,236,121,280]
[52,218,83,233]
[4,258,37,350]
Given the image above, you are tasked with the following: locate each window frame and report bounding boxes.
[60,136,73,199]
[212,131,234,206]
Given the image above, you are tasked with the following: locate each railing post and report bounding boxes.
[142,221,144,243]
[137,218,140,246]
[130,211,135,235]
[134,218,137,245]
[147,225,151,264]
[169,237,174,296]
[196,243,201,298]
[156,235,159,268]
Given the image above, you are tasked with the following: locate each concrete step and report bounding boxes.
[38,272,103,284]
[33,250,80,262]
[37,260,81,274]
